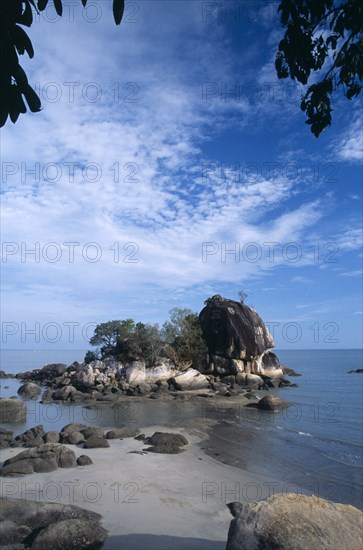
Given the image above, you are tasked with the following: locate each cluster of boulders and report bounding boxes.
[0,422,139,452]
[0,498,107,549]
[0,422,190,476]
[11,357,294,408]
[226,493,363,550]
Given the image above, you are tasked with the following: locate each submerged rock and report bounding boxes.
[257,395,290,411]
[17,382,41,399]
[226,493,363,550]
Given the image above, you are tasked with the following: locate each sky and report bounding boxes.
[1,0,362,351]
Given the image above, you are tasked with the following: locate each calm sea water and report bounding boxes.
[0,348,362,509]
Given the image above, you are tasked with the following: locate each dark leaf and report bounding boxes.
[81,0,88,6]
[13,26,34,58]
[37,0,49,10]
[53,0,63,16]
[0,87,9,127]
[19,0,33,26]
[113,0,125,25]
[13,65,29,91]
[23,85,42,112]
[346,84,361,99]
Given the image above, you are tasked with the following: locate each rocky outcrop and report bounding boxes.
[0,398,27,423]
[226,493,363,550]
[0,498,107,549]
[199,296,285,381]
[0,370,15,378]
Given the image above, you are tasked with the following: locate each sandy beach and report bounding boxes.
[0,421,286,549]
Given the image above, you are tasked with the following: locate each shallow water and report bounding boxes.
[1,348,362,510]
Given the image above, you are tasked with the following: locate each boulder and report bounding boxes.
[0,398,27,423]
[236,373,264,389]
[226,493,363,550]
[144,431,189,454]
[144,431,188,454]
[126,361,146,385]
[17,382,41,399]
[61,423,89,433]
[253,350,284,378]
[0,519,32,545]
[170,369,209,391]
[52,385,76,401]
[0,443,77,476]
[83,435,110,449]
[145,431,188,448]
[60,431,85,445]
[199,296,274,360]
[0,498,107,549]
[77,454,93,466]
[43,431,60,444]
[81,426,105,439]
[106,427,140,439]
[31,518,107,549]
[257,395,289,411]
[145,362,177,383]
[15,425,45,446]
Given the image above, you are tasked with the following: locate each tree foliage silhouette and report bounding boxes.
[276,0,362,137]
[0,0,124,127]
[1,1,361,134]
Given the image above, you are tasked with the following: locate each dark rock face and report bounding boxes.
[0,398,27,423]
[0,443,77,476]
[199,296,284,380]
[0,498,107,549]
[200,297,273,360]
[226,493,363,550]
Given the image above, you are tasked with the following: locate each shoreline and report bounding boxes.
[0,419,289,549]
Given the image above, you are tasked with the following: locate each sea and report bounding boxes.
[0,348,362,510]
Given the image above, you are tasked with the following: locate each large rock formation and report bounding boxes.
[226,493,363,550]
[199,296,283,379]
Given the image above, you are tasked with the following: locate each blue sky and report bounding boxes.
[1,0,362,350]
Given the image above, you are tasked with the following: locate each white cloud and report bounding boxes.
[1,0,361,348]
[334,116,363,163]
